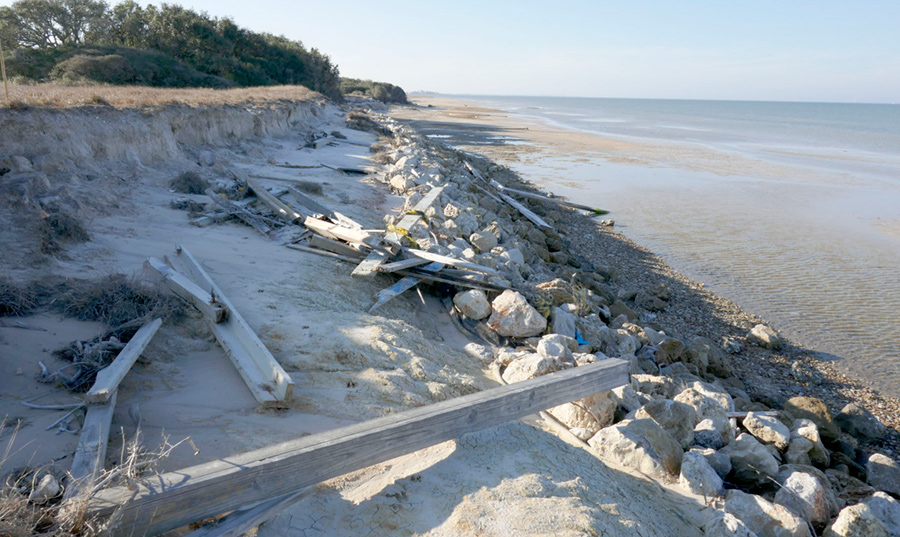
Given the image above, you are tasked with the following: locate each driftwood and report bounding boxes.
[89,359,629,537]
[244,177,304,223]
[204,189,271,235]
[501,186,608,215]
[144,258,228,323]
[84,319,162,404]
[64,391,116,500]
[285,243,358,263]
[464,162,551,229]
[369,262,444,313]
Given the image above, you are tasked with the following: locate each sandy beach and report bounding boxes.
[1,88,899,536]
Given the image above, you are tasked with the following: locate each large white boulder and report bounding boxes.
[453,289,492,320]
[744,411,791,450]
[588,418,683,480]
[501,353,568,384]
[824,503,888,537]
[679,451,725,498]
[487,290,547,338]
[868,453,900,497]
[547,391,616,440]
[721,433,780,488]
[774,470,831,528]
[725,490,812,537]
[635,398,699,449]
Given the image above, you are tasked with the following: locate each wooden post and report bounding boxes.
[89,358,628,537]
[65,391,117,500]
[85,319,162,404]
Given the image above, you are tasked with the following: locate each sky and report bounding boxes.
[4,0,899,102]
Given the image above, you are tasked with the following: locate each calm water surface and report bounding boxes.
[454,96,900,396]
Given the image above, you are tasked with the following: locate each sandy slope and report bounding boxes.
[0,99,711,536]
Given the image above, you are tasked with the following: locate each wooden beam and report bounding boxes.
[463,162,552,229]
[303,217,379,250]
[395,268,508,293]
[285,243,358,263]
[308,235,366,259]
[403,248,501,276]
[377,257,431,273]
[84,319,162,405]
[244,177,304,223]
[286,186,335,219]
[144,258,228,323]
[205,189,271,235]
[170,247,294,408]
[89,359,629,537]
[65,391,116,500]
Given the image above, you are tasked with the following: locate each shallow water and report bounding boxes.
[445,96,900,396]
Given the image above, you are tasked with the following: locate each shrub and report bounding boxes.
[0,278,35,316]
[340,78,409,104]
[53,274,184,327]
[39,210,90,253]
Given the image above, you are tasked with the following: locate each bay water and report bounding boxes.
[454,95,900,395]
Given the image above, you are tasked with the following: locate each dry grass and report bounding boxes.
[293,180,323,196]
[0,279,36,316]
[0,83,319,110]
[39,211,90,254]
[169,171,207,195]
[52,274,184,327]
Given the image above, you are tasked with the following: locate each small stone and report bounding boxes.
[790,419,830,468]
[390,175,415,193]
[453,289,492,320]
[867,453,900,497]
[463,342,493,364]
[680,451,724,497]
[536,334,576,365]
[703,510,758,537]
[487,290,547,338]
[694,418,729,450]
[469,231,498,253]
[549,306,577,338]
[28,473,60,504]
[743,411,791,450]
[747,324,783,349]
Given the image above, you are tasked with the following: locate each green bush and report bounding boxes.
[341,78,409,104]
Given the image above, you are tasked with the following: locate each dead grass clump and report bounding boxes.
[293,180,323,195]
[169,171,207,195]
[0,279,36,316]
[346,110,390,135]
[53,274,184,327]
[39,211,90,254]
[369,142,393,165]
[330,130,347,140]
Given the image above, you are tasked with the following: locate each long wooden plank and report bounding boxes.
[285,243,358,263]
[395,268,508,293]
[205,190,271,235]
[369,261,443,313]
[377,257,431,273]
[463,162,552,229]
[286,186,335,218]
[144,258,228,323]
[84,319,162,404]
[502,187,608,215]
[403,248,501,275]
[245,177,304,223]
[303,217,378,249]
[170,247,294,407]
[351,186,445,277]
[90,358,629,536]
[308,235,366,259]
[65,391,117,500]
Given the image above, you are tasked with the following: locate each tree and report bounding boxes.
[0,0,108,48]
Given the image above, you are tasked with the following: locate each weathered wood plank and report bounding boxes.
[145,258,228,323]
[377,257,431,273]
[286,186,335,218]
[84,319,162,405]
[65,391,116,500]
[205,190,271,235]
[501,186,608,215]
[90,358,629,537]
[303,217,378,249]
[308,235,366,259]
[170,247,294,407]
[368,261,444,313]
[244,177,304,223]
[395,268,508,293]
[463,162,552,229]
[403,248,501,275]
[285,243,358,263]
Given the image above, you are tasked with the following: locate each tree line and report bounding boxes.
[0,0,343,99]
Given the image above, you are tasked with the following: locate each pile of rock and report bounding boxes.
[368,112,899,537]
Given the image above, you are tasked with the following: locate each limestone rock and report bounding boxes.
[468,231,498,253]
[28,473,60,505]
[725,490,812,537]
[487,290,547,337]
[634,374,676,399]
[790,419,830,468]
[536,334,576,365]
[868,453,900,497]
[680,451,725,498]
[695,418,730,450]
[774,470,831,528]
[535,278,574,306]
[390,175,415,193]
[453,289,492,320]
[588,418,683,479]
[691,447,733,479]
[675,387,731,419]
[862,492,900,537]
[722,433,780,488]
[502,354,567,384]
[550,306,577,338]
[704,510,760,537]
[610,384,647,417]
[744,412,791,450]
[836,403,886,441]
[548,391,616,438]
[748,324,783,349]
[776,465,840,521]
[827,468,875,505]
[635,398,699,449]
[463,342,493,364]
[824,504,888,537]
[783,397,840,442]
